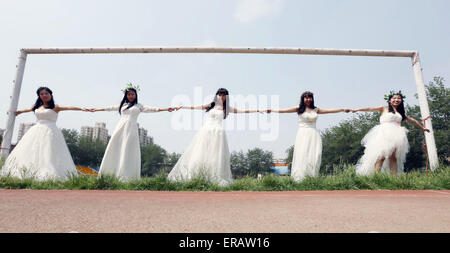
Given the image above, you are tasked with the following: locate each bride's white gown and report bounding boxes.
[356,112,409,175]
[168,109,233,186]
[1,108,78,181]
[291,108,322,182]
[98,103,158,182]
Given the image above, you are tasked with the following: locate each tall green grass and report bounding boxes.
[0,164,449,191]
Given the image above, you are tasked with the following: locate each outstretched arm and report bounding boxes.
[266,106,299,113]
[158,107,176,112]
[352,106,385,113]
[142,106,176,112]
[406,116,430,132]
[317,108,351,114]
[179,104,210,110]
[14,108,34,116]
[230,107,261,113]
[91,105,120,112]
[54,105,90,112]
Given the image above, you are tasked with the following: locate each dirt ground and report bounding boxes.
[0,189,449,233]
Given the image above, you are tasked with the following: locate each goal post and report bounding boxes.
[0,46,439,171]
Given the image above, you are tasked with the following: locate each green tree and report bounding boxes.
[230,150,248,177]
[141,143,167,177]
[62,129,106,168]
[62,128,82,163]
[231,148,274,178]
[77,137,107,168]
[165,152,181,166]
[320,112,379,174]
[247,148,273,176]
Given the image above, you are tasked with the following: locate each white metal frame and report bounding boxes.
[0,46,439,170]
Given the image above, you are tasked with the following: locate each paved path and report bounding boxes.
[0,189,449,233]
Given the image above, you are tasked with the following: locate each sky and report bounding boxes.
[1,0,449,159]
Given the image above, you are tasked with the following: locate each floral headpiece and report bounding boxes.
[384,90,406,101]
[301,91,314,97]
[121,82,140,93]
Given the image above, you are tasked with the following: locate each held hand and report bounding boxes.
[14,110,21,116]
[266,109,272,113]
[343,109,351,113]
[423,128,430,133]
[81,108,91,112]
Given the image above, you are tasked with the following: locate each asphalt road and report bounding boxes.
[0,189,449,233]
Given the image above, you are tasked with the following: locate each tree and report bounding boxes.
[62,128,82,163]
[141,143,167,177]
[230,148,274,178]
[231,150,249,177]
[62,128,106,168]
[285,146,294,173]
[165,152,181,166]
[247,148,273,176]
[320,112,379,174]
[77,137,107,168]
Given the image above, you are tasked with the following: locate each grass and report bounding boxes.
[0,164,449,191]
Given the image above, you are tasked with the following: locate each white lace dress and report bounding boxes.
[98,103,158,182]
[291,108,323,182]
[356,112,409,175]
[1,108,78,181]
[168,109,233,186]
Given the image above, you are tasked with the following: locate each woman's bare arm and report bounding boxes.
[14,108,33,116]
[406,116,430,132]
[317,108,351,114]
[266,106,299,113]
[352,106,385,113]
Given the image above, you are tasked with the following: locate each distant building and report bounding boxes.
[80,122,109,144]
[137,123,153,147]
[17,123,36,143]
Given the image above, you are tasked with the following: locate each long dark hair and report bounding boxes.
[206,88,229,119]
[297,91,316,114]
[119,88,138,114]
[32,87,55,112]
[387,93,406,121]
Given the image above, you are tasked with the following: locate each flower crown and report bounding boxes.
[384,90,406,101]
[121,83,140,93]
[301,91,313,97]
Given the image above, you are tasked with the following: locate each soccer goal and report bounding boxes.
[0,46,439,170]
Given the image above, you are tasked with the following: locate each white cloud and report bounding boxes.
[234,0,284,23]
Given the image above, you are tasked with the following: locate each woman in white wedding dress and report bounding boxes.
[267,91,350,182]
[168,88,260,186]
[1,87,89,181]
[90,84,174,182]
[353,91,430,175]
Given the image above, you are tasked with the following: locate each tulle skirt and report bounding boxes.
[98,120,141,182]
[356,122,409,175]
[168,124,232,186]
[291,126,323,182]
[0,122,78,181]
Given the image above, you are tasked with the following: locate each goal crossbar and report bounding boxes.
[0,46,439,171]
